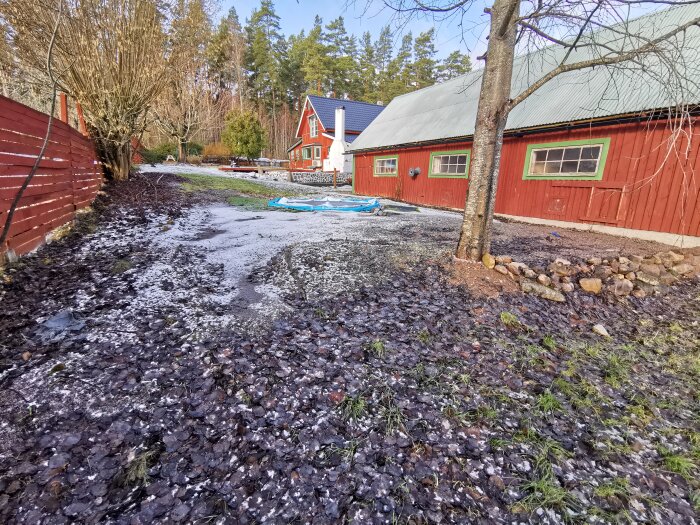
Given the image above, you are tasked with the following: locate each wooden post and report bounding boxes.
[59,93,68,124]
[333,168,337,189]
[76,102,88,136]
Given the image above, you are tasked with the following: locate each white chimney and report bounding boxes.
[325,106,351,173]
[334,106,346,145]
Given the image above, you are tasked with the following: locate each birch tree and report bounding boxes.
[379,0,700,260]
[1,0,169,181]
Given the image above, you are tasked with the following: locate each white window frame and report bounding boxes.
[523,138,610,181]
[313,146,321,159]
[374,155,398,176]
[302,147,312,160]
[309,115,318,137]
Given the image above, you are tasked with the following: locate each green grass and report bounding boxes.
[367,339,387,358]
[339,394,367,421]
[536,389,562,414]
[500,311,520,328]
[658,447,696,480]
[178,173,295,197]
[594,477,631,499]
[227,195,270,210]
[381,391,405,435]
[542,335,557,351]
[120,450,158,487]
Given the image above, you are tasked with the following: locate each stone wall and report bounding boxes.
[482,249,700,302]
[290,172,352,186]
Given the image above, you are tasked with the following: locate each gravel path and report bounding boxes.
[0,174,697,524]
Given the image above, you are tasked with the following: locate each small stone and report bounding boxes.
[592,324,610,337]
[489,475,506,490]
[494,264,508,275]
[661,250,684,264]
[22,352,31,361]
[506,262,527,275]
[536,274,551,286]
[523,269,537,279]
[495,255,512,264]
[632,288,647,298]
[629,254,644,263]
[625,272,636,281]
[481,253,496,269]
[587,257,602,265]
[561,283,574,293]
[579,278,602,294]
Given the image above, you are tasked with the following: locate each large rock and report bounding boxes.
[639,263,661,277]
[482,253,496,269]
[579,278,603,294]
[520,279,566,302]
[659,273,678,286]
[660,251,684,264]
[636,272,660,286]
[587,257,602,266]
[609,279,634,296]
[670,263,695,276]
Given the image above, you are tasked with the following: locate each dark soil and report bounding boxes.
[0,175,698,524]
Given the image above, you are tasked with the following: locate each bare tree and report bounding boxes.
[0,0,61,255]
[374,0,700,260]
[153,0,221,162]
[2,0,170,181]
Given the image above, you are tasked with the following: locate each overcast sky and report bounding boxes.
[218,0,492,61]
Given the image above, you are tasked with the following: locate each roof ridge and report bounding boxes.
[307,94,384,108]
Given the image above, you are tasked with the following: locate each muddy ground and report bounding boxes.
[0,173,698,524]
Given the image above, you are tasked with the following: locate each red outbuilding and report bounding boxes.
[349,5,700,246]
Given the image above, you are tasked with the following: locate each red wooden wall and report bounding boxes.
[0,95,103,256]
[354,119,700,238]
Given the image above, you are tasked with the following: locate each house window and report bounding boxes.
[302,147,312,160]
[309,116,318,137]
[523,138,610,180]
[374,155,398,176]
[429,150,470,178]
[313,146,321,159]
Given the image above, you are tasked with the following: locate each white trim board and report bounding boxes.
[496,213,700,248]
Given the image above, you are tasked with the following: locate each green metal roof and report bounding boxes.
[349,4,700,153]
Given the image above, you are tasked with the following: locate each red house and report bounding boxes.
[349,5,700,246]
[288,95,384,171]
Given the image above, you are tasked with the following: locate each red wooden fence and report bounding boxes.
[0,95,103,257]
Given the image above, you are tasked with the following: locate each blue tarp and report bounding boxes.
[268,196,381,212]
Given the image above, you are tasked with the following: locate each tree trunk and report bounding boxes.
[455,0,519,261]
[177,139,186,163]
[99,140,132,181]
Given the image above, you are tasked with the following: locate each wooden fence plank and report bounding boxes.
[0,95,103,256]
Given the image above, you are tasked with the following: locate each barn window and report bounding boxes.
[309,115,318,137]
[523,138,610,180]
[374,155,398,176]
[429,150,470,178]
[302,147,312,160]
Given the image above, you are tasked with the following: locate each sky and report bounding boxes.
[218,0,492,62]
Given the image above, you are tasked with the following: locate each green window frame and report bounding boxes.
[429,150,471,178]
[523,138,610,181]
[373,155,398,177]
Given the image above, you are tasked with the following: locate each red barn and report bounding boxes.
[288,95,384,171]
[349,5,700,246]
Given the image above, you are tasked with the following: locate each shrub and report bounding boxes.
[203,142,231,157]
[222,110,266,160]
[187,155,203,165]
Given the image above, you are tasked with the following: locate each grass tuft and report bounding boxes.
[536,389,562,414]
[500,311,520,328]
[339,394,367,422]
[178,173,294,197]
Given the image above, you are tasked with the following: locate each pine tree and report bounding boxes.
[300,16,330,96]
[207,7,247,107]
[381,33,413,101]
[438,50,472,81]
[413,28,437,89]
[357,31,378,103]
[324,16,357,98]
